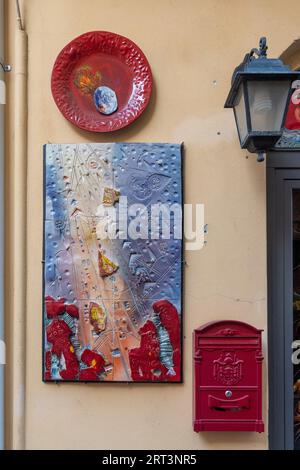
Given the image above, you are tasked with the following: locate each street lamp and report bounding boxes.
[224,37,300,161]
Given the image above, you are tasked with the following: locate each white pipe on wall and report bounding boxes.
[11,19,27,450]
[0,0,5,451]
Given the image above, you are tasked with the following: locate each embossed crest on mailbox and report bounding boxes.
[193,320,264,432]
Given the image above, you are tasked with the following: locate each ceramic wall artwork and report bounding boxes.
[51,31,153,132]
[43,143,183,382]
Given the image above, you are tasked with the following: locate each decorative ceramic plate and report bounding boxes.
[51,31,153,132]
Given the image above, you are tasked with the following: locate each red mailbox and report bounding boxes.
[193,320,264,432]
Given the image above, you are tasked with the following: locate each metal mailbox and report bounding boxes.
[193,320,264,432]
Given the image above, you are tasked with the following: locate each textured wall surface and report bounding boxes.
[5,0,300,450]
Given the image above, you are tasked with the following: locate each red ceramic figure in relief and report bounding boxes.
[129,300,181,382]
[193,320,264,432]
[45,296,79,319]
[51,31,153,133]
[79,349,105,381]
[46,319,79,381]
[129,320,161,381]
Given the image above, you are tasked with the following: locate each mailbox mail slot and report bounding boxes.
[193,320,264,432]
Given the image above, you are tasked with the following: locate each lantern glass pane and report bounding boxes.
[248,80,290,132]
[234,84,248,144]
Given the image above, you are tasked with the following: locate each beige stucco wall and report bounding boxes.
[4,0,300,450]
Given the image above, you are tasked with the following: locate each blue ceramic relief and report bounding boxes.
[93,86,118,115]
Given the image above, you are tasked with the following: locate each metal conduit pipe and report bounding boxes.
[0,0,6,451]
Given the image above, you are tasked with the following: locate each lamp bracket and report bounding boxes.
[257,151,265,163]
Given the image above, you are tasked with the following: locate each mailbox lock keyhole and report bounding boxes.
[225,390,232,398]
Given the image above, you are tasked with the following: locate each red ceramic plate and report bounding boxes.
[51,31,153,132]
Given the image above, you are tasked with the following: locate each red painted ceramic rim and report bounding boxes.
[51,31,153,133]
